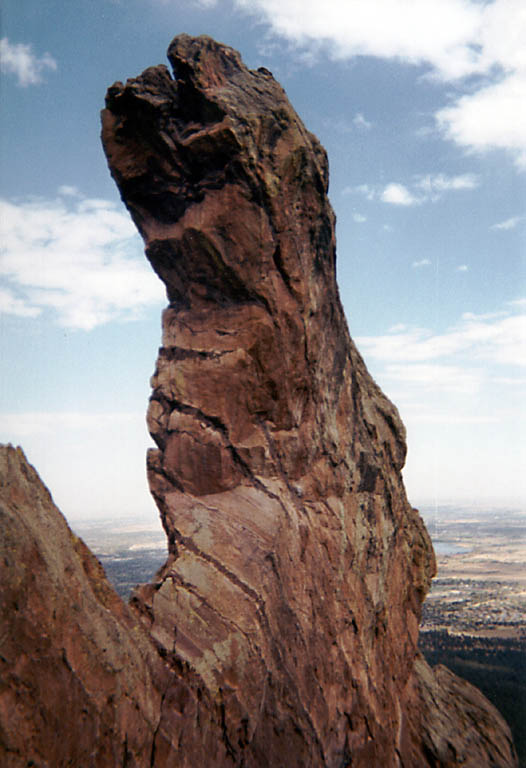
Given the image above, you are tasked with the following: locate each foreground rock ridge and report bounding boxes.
[0,35,515,768]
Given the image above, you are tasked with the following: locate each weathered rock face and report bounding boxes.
[99,34,517,767]
[401,655,517,767]
[0,444,231,767]
[0,444,159,766]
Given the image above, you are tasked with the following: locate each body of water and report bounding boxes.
[432,541,470,555]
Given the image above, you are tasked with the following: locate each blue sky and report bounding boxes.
[1,0,525,522]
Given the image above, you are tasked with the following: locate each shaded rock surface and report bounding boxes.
[0,34,517,768]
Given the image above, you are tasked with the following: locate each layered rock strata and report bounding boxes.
[0,444,233,767]
[97,34,517,767]
[0,443,515,767]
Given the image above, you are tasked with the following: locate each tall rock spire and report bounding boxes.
[99,34,517,766]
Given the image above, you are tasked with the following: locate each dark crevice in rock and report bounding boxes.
[157,396,282,501]
[159,346,234,362]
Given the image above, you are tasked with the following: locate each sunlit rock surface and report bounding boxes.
[0,445,228,767]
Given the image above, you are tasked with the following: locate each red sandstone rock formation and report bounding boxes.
[100,34,517,767]
[0,34,517,768]
[0,444,232,767]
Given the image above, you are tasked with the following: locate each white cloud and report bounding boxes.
[324,113,373,134]
[354,303,526,503]
[343,183,376,200]
[234,0,483,79]
[356,309,526,367]
[456,264,469,272]
[0,191,165,330]
[0,288,41,319]
[435,0,526,169]
[491,376,526,386]
[352,173,479,206]
[415,173,479,199]
[352,212,367,223]
[491,215,522,230]
[381,183,419,206]
[215,0,526,169]
[437,70,526,170]
[0,37,57,87]
[413,259,431,268]
[57,185,81,198]
[353,112,372,129]
[395,400,501,425]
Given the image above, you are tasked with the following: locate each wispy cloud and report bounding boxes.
[381,183,419,206]
[384,363,481,395]
[230,0,482,78]
[456,264,469,272]
[350,173,478,206]
[415,173,478,199]
[352,212,367,223]
[0,411,143,438]
[413,259,431,268]
[212,0,526,170]
[0,190,165,330]
[0,288,41,319]
[57,185,81,198]
[356,308,526,368]
[343,183,375,200]
[353,112,372,129]
[0,38,57,87]
[491,215,523,231]
[323,112,373,135]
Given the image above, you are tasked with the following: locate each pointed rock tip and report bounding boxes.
[167,33,247,86]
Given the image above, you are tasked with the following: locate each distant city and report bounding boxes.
[418,505,525,639]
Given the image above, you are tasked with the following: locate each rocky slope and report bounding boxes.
[0,444,232,767]
[0,33,517,768]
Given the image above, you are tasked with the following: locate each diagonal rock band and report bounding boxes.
[0,35,517,767]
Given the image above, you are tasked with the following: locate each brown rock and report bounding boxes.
[98,33,517,767]
[0,444,229,767]
[401,655,517,766]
